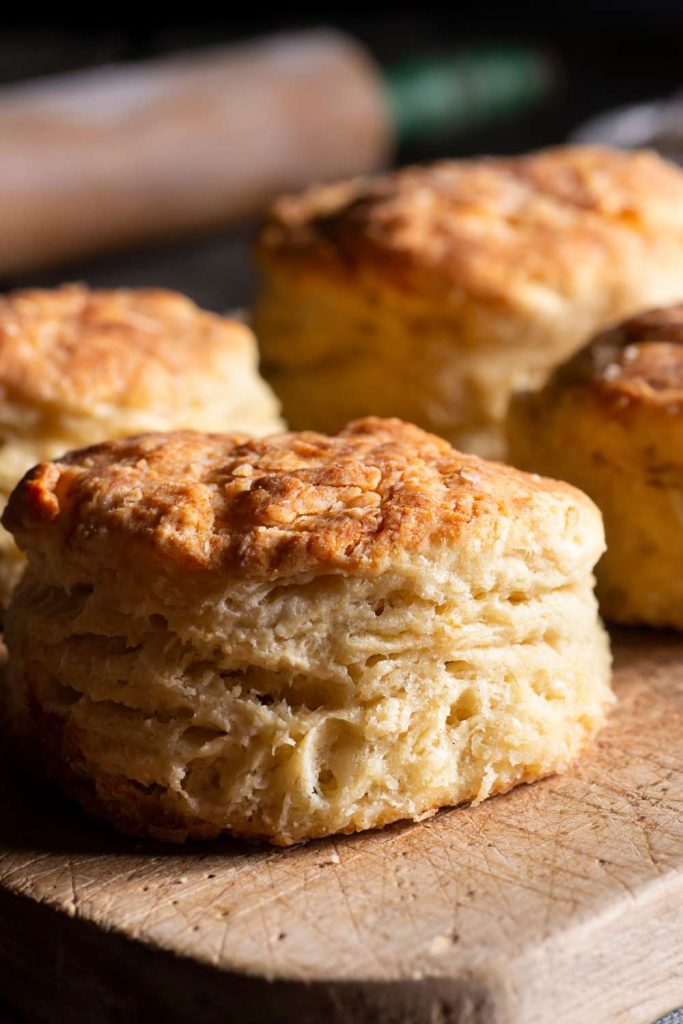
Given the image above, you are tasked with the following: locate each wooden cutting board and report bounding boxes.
[0,630,682,1024]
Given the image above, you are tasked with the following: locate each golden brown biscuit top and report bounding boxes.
[0,284,255,415]
[552,304,683,407]
[3,418,594,580]
[259,146,683,301]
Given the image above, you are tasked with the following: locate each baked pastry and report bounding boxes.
[0,284,282,605]
[254,145,683,457]
[508,304,683,627]
[3,417,612,845]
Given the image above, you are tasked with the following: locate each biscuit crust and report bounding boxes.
[5,418,599,582]
[4,419,612,845]
[0,284,283,605]
[0,285,247,411]
[508,304,683,626]
[549,304,683,406]
[255,146,683,455]
[259,146,683,299]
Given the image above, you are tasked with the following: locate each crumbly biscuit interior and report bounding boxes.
[8,539,612,845]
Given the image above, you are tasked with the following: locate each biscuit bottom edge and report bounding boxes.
[22,706,602,848]
[14,646,612,848]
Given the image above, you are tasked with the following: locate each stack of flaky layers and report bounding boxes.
[4,143,683,846]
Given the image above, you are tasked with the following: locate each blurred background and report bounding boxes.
[2,2,683,309]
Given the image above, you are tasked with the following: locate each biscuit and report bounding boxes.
[254,145,683,458]
[508,304,683,627]
[4,419,611,844]
[0,284,283,605]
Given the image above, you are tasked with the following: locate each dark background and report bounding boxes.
[1,1,682,308]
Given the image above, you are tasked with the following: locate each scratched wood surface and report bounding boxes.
[1,630,683,1024]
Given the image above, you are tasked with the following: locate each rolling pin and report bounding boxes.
[0,30,552,275]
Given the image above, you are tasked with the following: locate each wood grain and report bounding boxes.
[1,630,682,1024]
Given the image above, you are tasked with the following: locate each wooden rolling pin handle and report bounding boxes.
[0,30,392,275]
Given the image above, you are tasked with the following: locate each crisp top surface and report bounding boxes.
[5,418,598,580]
[554,303,683,406]
[0,284,254,414]
[259,146,683,302]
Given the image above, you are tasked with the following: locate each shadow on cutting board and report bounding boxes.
[0,750,257,860]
